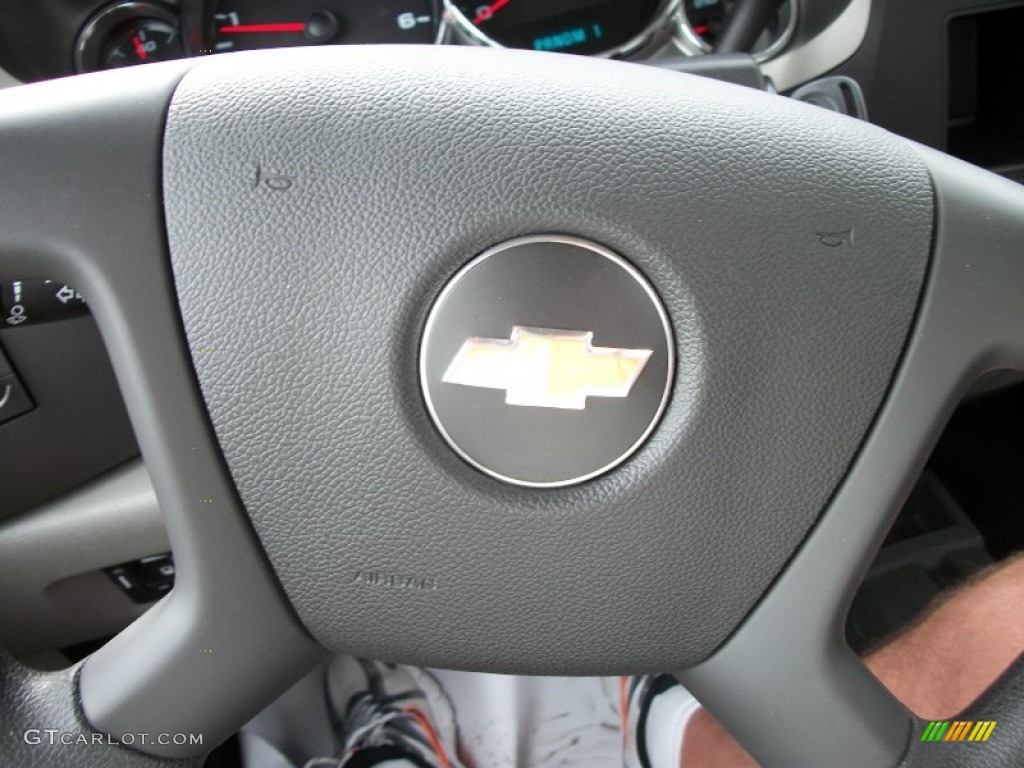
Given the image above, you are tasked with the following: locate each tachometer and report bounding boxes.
[208,0,437,53]
[677,0,796,61]
[446,0,673,57]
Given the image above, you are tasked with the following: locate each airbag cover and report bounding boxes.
[163,46,932,673]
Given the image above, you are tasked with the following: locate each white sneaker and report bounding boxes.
[612,675,701,768]
[307,657,464,768]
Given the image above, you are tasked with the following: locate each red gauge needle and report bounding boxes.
[132,34,148,60]
[219,22,306,34]
[693,24,709,35]
[473,0,512,24]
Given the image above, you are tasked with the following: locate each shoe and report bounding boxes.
[613,675,701,768]
[307,657,464,768]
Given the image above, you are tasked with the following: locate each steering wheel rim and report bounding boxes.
[678,145,1024,765]
[1,47,1022,768]
[0,60,324,763]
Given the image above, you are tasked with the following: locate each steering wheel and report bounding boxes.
[1,46,1022,768]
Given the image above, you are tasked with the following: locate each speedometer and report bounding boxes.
[207,0,437,53]
[446,0,673,57]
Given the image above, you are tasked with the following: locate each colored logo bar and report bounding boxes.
[921,720,997,742]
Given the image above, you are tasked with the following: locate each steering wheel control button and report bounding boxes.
[0,373,35,425]
[421,235,674,487]
[104,552,175,603]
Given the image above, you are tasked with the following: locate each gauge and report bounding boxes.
[76,1,185,71]
[102,21,184,67]
[678,0,796,61]
[447,0,673,57]
[207,0,437,53]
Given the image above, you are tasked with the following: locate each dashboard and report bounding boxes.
[2,0,1021,173]
[2,0,808,81]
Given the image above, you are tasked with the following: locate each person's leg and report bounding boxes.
[680,553,1024,767]
[864,552,1024,719]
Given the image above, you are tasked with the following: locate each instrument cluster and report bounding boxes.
[73,0,798,73]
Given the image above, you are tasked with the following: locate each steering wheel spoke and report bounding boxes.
[0,63,323,761]
[679,147,1024,767]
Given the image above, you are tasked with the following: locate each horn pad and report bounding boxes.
[164,46,933,673]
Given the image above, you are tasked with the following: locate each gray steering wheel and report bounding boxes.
[1,46,1022,768]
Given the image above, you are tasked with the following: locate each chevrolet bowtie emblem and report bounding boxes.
[442,326,652,410]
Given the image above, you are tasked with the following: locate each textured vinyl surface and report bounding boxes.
[164,46,933,674]
[0,651,202,768]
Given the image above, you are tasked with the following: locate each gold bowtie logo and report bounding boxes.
[442,326,652,410]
